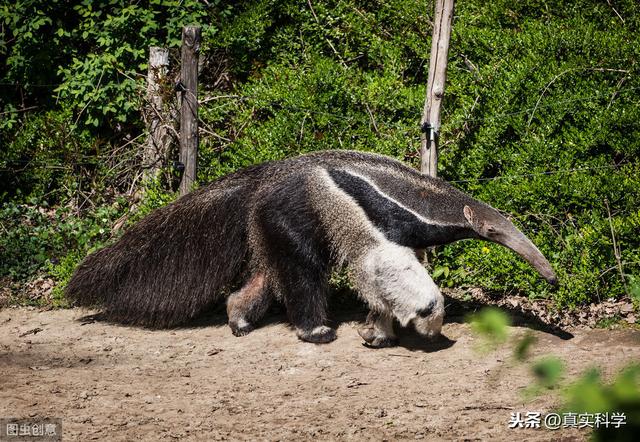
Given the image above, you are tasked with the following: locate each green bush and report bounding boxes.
[1,0,639,309]
[0,109,98,202]
[469,306,640,440]
[1,0,231,130]
[195,0,640,308]
[0,200,126,283]
[563,365,640,442]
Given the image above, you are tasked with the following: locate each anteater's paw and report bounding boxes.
[229,319,255,337]
[363,336,398,348]
[357,326,398,348]
[298,325,337,344]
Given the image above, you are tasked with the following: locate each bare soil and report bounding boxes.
[1,303,639,441]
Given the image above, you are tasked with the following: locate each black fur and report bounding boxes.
[253,171,332,334]
[65,164,270,327]
[328,169,470,247]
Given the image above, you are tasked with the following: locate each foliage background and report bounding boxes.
[1,0,639,312]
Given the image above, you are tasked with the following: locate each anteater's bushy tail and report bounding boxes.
[65,173,256,327]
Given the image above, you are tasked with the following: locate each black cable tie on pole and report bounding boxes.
[420,123,439,142]
[173,161,185,175]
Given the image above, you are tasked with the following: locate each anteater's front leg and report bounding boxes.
[357,311,397,348]
[354,243,445,346]
[276,260,335,343]
[254,190,335,344]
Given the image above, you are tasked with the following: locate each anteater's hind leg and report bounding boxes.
[227,272,273,336]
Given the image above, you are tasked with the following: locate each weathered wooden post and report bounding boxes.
[179,26,201,196]
[144,47,170,180]
[420,0,454,177]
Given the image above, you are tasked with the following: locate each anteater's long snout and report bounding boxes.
[499,232,558,285]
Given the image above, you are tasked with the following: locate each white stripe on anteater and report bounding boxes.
[340,169,438,226]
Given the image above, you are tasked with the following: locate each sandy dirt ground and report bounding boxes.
[1,303,639,441]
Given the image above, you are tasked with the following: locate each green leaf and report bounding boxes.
[532,356,564,389]
[432,266,447,279]
[467,307,511,346]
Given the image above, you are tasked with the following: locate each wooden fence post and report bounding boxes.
[144,47,170,180]
[420,0,454,177]
[179,26,201,196]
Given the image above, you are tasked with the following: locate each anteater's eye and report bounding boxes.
[487,226,496,234]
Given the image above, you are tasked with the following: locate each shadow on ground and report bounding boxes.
[76,287,573,354]
[442,294,574,340]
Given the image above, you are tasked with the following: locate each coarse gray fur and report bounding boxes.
[66,150,557,345]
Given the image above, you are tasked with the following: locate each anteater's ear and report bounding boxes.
[463,205,475,225]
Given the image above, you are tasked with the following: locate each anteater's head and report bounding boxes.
[462,204,558,286]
